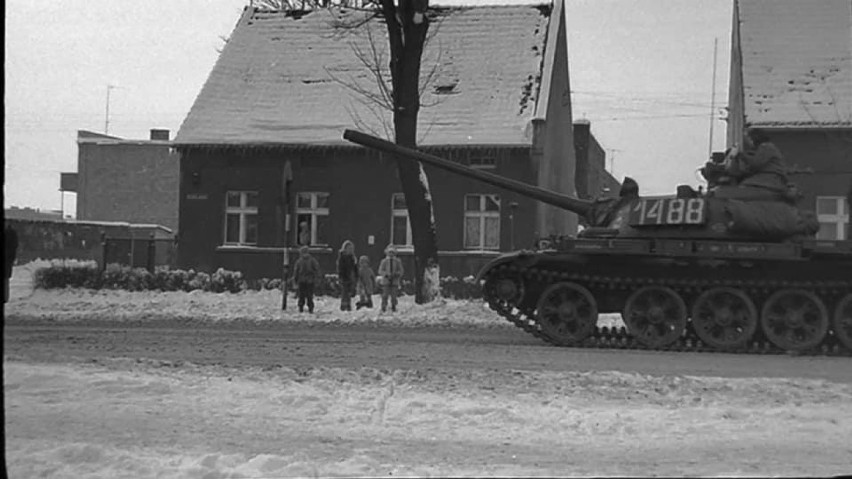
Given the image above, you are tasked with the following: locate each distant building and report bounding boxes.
[4,206,64,222]
[727,0,852,240]
[71,129,179,231]
[174,1,612,278]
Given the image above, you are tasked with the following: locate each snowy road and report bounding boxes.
[6,320,852,382]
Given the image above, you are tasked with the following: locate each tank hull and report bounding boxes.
[478,239,852,354]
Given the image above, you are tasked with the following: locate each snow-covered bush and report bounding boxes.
[32,262,486,299]
[187,271,211,292]
[210,268,246,293]
[439,275,483,299]
[33,260,100,290]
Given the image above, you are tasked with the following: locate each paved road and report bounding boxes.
[5,319,851,382]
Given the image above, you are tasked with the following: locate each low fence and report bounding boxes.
[6,218,176,271]
[103,236,176,272]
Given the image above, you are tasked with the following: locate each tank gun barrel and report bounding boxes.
[343,130,594,217]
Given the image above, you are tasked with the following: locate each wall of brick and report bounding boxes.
[77,142,179,231]
[177,145,539,279]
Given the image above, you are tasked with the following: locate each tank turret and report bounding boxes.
[344,129,851,355]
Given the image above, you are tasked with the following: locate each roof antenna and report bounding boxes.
[104,84,117,135]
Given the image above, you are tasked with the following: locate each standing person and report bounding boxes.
[5,225,19,304]
[298,221,311,246]
[292,245,320,313]
[337,240,358,311]
[356,255,376,310]
[378,244,404,313]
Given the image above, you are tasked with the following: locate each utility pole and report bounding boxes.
[708,38,719,159]
[104,84,116,134]
[606,149,621,178]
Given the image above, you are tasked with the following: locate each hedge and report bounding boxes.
[31,261,483,299]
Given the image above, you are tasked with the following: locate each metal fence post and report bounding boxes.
[100,232,108,273]
[147,233,156,273]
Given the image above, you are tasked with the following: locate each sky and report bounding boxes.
[4,0,732,216]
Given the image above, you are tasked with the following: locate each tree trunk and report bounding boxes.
[382,0,440,303]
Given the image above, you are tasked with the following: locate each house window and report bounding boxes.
[470,157,497,169]
[296,192,330,246]
[816,196,849,240]
[390,193,413,248]
[224,191,259,246]
[464,194,500,250]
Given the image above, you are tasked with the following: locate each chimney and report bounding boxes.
[150,129,170,141]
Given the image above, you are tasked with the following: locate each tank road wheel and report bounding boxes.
[535,282,598,346]
[760,289,829,352]
[482,272,525,313]
[691,288,758,351]
[623,286,687,348]
[833,294,852,352]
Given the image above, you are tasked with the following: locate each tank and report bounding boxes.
[343,130,852,354]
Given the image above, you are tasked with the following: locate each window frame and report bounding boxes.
[390,193,413,249]
[816,196,849,240]
[223,191,259,246]
[463,193,501,250]
[295,192,330,246]
[469,157,497,170]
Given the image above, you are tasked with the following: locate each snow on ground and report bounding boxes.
[6,359,852,478]
[9,261,850,477]
[6,262,624,328]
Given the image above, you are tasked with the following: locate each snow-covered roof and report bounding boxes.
[77,130,173,146]
[176,5,552,146]
[737,0,852,128]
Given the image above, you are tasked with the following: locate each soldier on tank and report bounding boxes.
[726,128,789,193]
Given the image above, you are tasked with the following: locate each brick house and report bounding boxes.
[727,0,852,240]
[73,129,179,231]
[574,119,621,200]
[175,0,615,279]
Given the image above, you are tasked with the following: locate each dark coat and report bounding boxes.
[337,253,358,284]
[731,142,788,190]
[5,226,18,279]
[292,254,321,285]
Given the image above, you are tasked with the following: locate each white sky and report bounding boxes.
[4,0,732,215]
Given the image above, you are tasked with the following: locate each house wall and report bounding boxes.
[77,142,179,231]
[532,0,578,236]
[177,146,538,279]
[767,129,852,213]
[574,122,620,200]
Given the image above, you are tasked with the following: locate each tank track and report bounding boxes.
[481,263,852,357]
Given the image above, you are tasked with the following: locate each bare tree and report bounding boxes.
[253,0,442,302]
[374,0,440,303]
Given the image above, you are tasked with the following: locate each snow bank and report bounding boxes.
[7,265,625,328]
[6,288,519,328]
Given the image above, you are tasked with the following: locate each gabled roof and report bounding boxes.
[736,0,852,128]
[175,4,552,146]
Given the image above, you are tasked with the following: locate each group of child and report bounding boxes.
[291,240,404,314]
